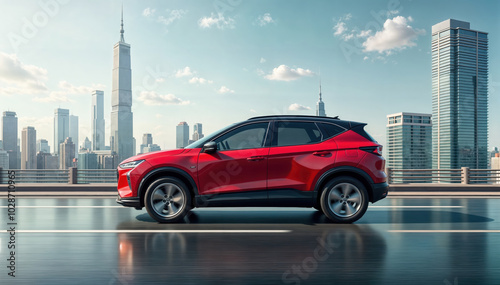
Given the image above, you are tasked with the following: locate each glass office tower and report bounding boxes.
[431,19,488,170]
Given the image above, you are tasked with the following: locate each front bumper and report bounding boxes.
[116,195,142,209]
[370,182,388,203]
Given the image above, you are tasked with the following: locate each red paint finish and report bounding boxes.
[197,148,269,195]
[268,139,337,192]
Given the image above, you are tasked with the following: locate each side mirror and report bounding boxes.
[202,141,217,153]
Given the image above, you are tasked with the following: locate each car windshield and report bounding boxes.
[184,123,238,149]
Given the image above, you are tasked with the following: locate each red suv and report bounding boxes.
[117,115,388,223]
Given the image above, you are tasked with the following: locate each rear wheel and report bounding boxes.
[145,177,192,223]
[320,176,368,223]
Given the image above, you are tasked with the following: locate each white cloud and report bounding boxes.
[175,66,193,78]
[333,21,348,36]
[157,9,187,25]
[33,81,105,102]
[142,7,156,17]
[363,56,369,61]
[288,103,311,111]
[198,13,235,29]
[265,65,314,81]
[362,16,425,54]
[218,86,234,94]
[189,77,213,84]
[138,91,190,105]
[256,13,274,26]
[260,57,266,64]
[357,30,372,38]
[0,52,48,95]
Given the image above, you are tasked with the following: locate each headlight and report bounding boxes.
[119,160,145,169]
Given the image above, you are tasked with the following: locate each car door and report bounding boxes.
[197,122,271,197]
[267,121,339,196]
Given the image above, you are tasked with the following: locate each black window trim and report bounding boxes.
[317,122,348,140]
[209,121,272,151]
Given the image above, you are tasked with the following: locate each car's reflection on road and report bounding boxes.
[115,212,387,284]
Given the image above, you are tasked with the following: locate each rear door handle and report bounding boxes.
[247,156,265,161]
[313,151,330,157]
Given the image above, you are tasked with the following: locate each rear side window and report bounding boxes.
[275,121,322,147]
[318,123,345,139]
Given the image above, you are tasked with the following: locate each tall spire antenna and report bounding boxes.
[319,78,322,101]
[120,5,125,42]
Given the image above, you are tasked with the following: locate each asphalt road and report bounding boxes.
[0,196,499,284]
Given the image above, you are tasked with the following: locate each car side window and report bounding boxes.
[214,122,269,151]
[275,121,322,147]
[318,123,345,139]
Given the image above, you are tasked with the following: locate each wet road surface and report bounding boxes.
[1,196,499,284]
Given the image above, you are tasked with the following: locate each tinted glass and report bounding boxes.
[319,123,345,139]
[276,121,322,147]
[214,122,269,150]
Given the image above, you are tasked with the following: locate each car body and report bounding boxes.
[116,115,388,223]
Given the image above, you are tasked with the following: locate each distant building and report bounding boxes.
[81,137,92,151]
[54,108,69,155]
[2,111,19,168]
[91,90,105,151]
[489,147,499,169]
[37,152,59,169]
[36,139,50,154]
[193,123,204,139]
[316,82,326,117]
[176,122,189,148]
[387,112,432,182]
[140,133,161,153]
[0,139,3,150]
[78,151,98,169]
[59,137,75,169]
[492,153,500,184]
[432,19,488,169]
[0,150,9,169]
[94,150,119,169]
[110,11,134,163]
[21,126,37,169]
[69,115,79,157]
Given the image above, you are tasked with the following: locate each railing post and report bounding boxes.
[386,167,392,184]
[69,167,78,184]
[461,167,469,184]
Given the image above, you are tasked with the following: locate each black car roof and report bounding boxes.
[247,115,364,129]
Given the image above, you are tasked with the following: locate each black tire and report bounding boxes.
[144,177,192,223]
[320,176,369,223]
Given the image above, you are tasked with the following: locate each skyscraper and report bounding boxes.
[21,126,37,169]
[140,133,160,153]
[316,82,326,117]
[176,122,189,148]
[91,90,105,151]
[0,150,8,169]
[36,139,50,154]
[432,19,488,169]
[193,123,204,139]
[2,111,18,168]
[59,137,75,169]
[54,108,69,155]
[386,113,432,182]
[110,9,134,163]
[69,115,79,157]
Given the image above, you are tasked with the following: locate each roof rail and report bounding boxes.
[248,115,340,120]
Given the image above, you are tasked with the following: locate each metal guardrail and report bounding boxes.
[387,167,500,184]
[1,167,499,185]
[0,168,117,184]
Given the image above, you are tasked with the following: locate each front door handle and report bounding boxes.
[313,151,330,157]
[247,156,265,161]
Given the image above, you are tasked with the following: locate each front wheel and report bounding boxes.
[320,176,369,223]
[145,177,192,223]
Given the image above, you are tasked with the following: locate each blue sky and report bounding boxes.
[0,0,498,151]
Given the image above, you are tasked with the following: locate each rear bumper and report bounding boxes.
[370,182,388,203]
[116,195,142,209]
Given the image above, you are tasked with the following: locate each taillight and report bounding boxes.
[360,146,382,156]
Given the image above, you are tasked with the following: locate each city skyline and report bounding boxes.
[0,1,498,154]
